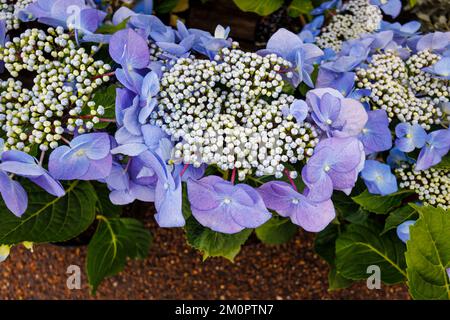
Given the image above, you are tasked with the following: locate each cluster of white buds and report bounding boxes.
[406,50,450,123]
[396,165,450,210]
[0,27,111,152]
[151,47,319,180]
[356,51,443,129]
[315,0,382,52]
[0,0,34,31]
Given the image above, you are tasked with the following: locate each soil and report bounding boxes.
[0,208,409,300]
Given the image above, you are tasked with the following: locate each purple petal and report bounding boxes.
[0,171,28,217]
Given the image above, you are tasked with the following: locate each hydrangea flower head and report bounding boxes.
[187,176,271,234]
[415,129,450,171]
[395,123,427,153]
[361,160,398,196]
[49,133,113,180]
[306,88,368,138]
[25,0,106,33]
[358,109,392,154]
[258,181,335,232]
[302,137,365,202]
[370,0,401,18]
[260,28,323,87]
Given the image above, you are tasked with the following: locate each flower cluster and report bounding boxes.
[152,48,320,180]
[0,27,112,152]
[356,51,444,129]
[0,0,33,31]
[396,165,450,210]
[315,0,383,52]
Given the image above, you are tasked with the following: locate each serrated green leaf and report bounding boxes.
[87,216,152,294]
[233,0,284,16]
[185,216,252,262]
[406,205,450,300]
[255,216,297,245]
[382,205,418,235]
[352,189,414,214]
[336,220,407,284]
[288,0,313,17]
[0,181,97,245]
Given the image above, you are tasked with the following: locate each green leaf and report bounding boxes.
[156,0,181,14]
[328,266,354,290]
[181,183,192,220]
[185,216,252,262]
[87,216,152,294]
[406,205,450,300]
[315,224,355,290]
[96,20,128,34]
[315,224,340,265]
[92,182,123,218]
[382,205,418,235]
[409,0,417,8]
[352,189,414,214]
[233,0,284,16]
[435,155,450,170]
[336,220,407,284]
[0,181,97,245]
[255,216,297,245]
[92,85,117,129]
[288,0,313,17]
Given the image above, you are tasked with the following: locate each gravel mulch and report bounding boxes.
[0,207,410,300]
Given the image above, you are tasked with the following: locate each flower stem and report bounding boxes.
[180,163,190,177]
[231,168,237,184]
[93,71,116,80]
[284,168,298,192]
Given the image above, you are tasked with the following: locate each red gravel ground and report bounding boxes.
[0,208,410,300]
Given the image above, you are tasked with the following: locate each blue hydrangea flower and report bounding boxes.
[396,220,416,243]
[187,175,271,234]
[361,160,398,196]
[370,0,402,18]
[416,32,450,54]
[298,16,324,43]
[422,57,450,80]
[259,28,323,88]
[395,123,427,153]
[302,137,365,202]
[105,161,155,205]
[316,69,355,96]
[281,99,308,123]
[310,0,341,15]
[306,88,368,138]
[258,181,335,232]
[25,0,106,34]
[387,147,415,169]
[0,147,64,216]
[49,133,113,180]
[109,28,150,93]
[415,129,450,171]
[380,21,421,45]
[358,109,392,154]
[139,150,185,228]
